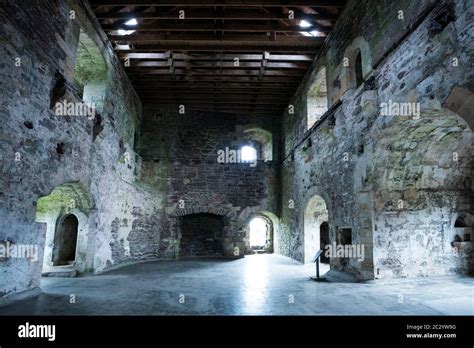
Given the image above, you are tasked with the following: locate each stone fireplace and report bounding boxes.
[179,213,225,257]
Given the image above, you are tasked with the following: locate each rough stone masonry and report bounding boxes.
[0,0,473,306]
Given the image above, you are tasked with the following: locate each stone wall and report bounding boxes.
[0,0,472,308]
[278,0,473,279]
[179,213,225,257]
[140,106,280,257]
[0,0,160,304]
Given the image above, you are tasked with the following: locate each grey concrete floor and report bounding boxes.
[1,254,473,315]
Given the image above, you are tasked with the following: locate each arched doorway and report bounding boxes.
[304,195,329,263]
[52,214,79,266]
[36,182,94,275]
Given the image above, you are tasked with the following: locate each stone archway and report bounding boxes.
[36,182,95,275]
[237,207,279,255]
[304,195,329,263]
[247,214,275,254]
[341,36,373,92]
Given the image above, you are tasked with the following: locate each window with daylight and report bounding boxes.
[241,145,257,162]
[307,67,329,130]
[242,127,273,161]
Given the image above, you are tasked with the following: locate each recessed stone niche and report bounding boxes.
[179,213,225,257]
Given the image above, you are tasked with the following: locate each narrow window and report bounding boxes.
[355,51,364,87]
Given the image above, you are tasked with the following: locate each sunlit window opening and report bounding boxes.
[299,20,312,28]
[249,217,267,247]
[125,18,138,26]
[307,67,328,130]
[241,145,257,162]
[118,29,136,36]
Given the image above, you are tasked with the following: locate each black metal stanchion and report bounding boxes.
[310,250,327,282]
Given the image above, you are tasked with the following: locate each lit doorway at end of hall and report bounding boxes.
[249,217,273,254]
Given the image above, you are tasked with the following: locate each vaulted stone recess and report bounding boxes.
[0,0,473,315]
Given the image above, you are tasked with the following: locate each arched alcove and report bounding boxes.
[36,182,95,275]
[52,214,79,266]
[342,36,373,92]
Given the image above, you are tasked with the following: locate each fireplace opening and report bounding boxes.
[179,213,224,257]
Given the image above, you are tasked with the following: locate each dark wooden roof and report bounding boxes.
[90,0,347,116]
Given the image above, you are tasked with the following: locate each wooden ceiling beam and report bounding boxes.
[129,76,302,83]
[144,94,291,99]
[163,108,284,116]
[127,61,308,69]
[102,23,331,33]
[90,1,346,117]
[115,46,317,52]
[96,11,337,20]
[111,38,323,52]
[138,101,290,106]
[136,89,291,95]
[131,82,299,88]
[121,53,314,61]
[138,99,288,105]
[126,68,305,76]
[90,0,346,8]
[110,33,324,42]
[142,98,287,102]
[139,102,285,110]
